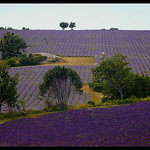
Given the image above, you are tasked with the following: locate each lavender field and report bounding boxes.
[0,30,150,75]
[1,102,150,146]
[1,30,150,112]
[1,65,93,113]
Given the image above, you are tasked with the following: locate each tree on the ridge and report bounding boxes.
[39,66,83,109]
[0,62,18,112]
[69,22,76,30]
[22,27,30,30]
[59,22,69,30]
[0,31,29,59]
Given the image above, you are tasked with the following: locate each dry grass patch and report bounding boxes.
[41,56,95,66]
[82,84,104,104]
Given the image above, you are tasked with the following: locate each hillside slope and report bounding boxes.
[0,30,150,75]
[0,102,150,146]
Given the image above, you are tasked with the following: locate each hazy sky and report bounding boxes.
[0,3,150,30]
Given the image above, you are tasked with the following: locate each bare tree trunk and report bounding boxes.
[0,103,1,113]
[119,88,124,100]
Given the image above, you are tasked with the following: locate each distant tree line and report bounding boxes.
[0,27,30,30]
[59,22,76,30]
[0,27,15,30]
[100,28,119,30]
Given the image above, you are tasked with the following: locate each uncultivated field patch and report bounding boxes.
[41,56,96,66]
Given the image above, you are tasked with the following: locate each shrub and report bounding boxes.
[87,100,96,106]
[88,81,104,92]
[101,97,112,103]
[18,53,47,66]
[4,58,17,67]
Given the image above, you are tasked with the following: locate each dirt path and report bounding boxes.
[82,84,104,103]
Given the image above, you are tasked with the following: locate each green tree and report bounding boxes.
[59,22,69,30]
[0,31,29,59]
[6,27,14,30]
[18,53,29,66]
[0,27,5,30]
[90,53,132,100]
[110,28,119,30]
[0,62,18,112]
[22,27,30,30]
[39,66,83,109]
[130,72,150,98]
[69,22,76,30]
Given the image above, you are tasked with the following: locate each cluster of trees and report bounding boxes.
[59,22,76,30]
[18,53,47,66]
[89,53,150,101]
[0,27,15,30]
[4,53,47,67]
[0,31,46,67]
[100,28,119,30]
[0,27,30,30]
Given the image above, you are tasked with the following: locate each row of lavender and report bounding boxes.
[1,65,93,113]
[0,30,150,57]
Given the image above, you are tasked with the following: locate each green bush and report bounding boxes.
[33,54,47,62]
[18,53,47,66]
[88,80,104,92]
[18,53,29,66]
[4,58,17,67]
[101,96,150,106]
[101,97,112,103]
[49,59,56,63]
[87,100,96,106]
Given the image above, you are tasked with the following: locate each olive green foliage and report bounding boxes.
[3,53,47,67]
[59,22,69,30]
[101,96,150,106]
[0,27,15,30]
[87,100,96,106]
[18,53,45,66]
[0,62,18,112]
[4,57,17,67]
[39,66,83,109]
[18,53,47,66]
[88,75,104,92]
[129,72,150,98]
[110,28,119,30]
[91,53,131,100]
[0,31,29,59]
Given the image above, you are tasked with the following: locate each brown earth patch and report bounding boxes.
[82,84,104,104]
[41,56,95,66]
